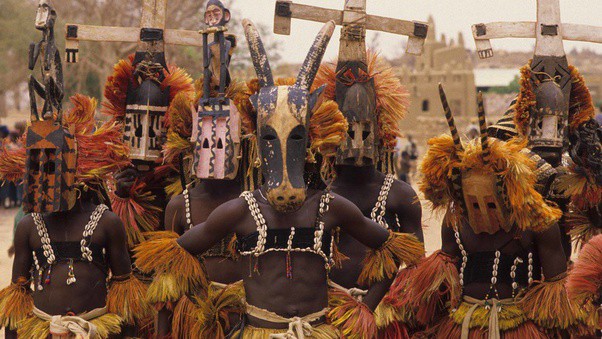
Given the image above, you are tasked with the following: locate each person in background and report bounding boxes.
[396,151,412,184]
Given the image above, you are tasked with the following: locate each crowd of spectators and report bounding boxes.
[0,121,26,209]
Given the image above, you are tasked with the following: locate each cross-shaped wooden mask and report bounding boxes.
[473,0,602,166]
[274,0,428,60]
[65,0,202,64]
[472,0,602,92]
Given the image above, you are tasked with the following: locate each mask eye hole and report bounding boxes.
[487,202,496,209]
[202,138,210,148]
[472,202,479,209]
[347,130,355,139]
[290,134,303,141]
[217,138,224,149]
[362,131,370,140]
[43,161,55,174]
[263,134,277,141]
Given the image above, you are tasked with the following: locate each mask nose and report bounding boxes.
[267,186,306,213]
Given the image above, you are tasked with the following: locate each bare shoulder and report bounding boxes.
[390,179,420,207]
[97,210,125,236]
[166,194,185,212]
[15,214,34,240]
[210,195,249,223]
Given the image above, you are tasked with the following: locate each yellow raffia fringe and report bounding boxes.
[519,274,578,330]
[17,312,122,339]
[190,281,245,339]
[358,231,425,286]
[107,274,151,325]
[309,100,348,158]
[327,288,377,339]
[0,277,33,330]
[133,231,207,306]
[231,323,341,338]
[449,300,527,331]
[172,295,199,338]
[419,135,562,231]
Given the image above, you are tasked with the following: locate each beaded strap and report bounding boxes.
[239,190,336,269]
[370,174,394,228]
[183,189,194,229]
[453,227,533,300]
[32,204,108,287]
[81,204,108,262]
[240,191,268,255]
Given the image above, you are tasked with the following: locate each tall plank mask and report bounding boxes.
[243,19,334,212]
[25,0,76,213]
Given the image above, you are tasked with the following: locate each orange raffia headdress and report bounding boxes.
[312,51,409,151]
[102,54,194,124]
[0,94,130,188]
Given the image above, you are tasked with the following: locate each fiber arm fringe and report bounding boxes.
[357,231,425,286]
[133,232,207,308]
[400,250,460,326]
[107,273,151,325]
[567,234,602,330]
[0,277,33,330]
[519,273,578,330]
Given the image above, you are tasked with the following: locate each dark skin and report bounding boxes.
[329,164,423,309]
[157,179,242,336]
[6,197,134,338]
[441,216,567,300]
[174,186,391,332]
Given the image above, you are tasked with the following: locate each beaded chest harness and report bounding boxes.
[369,174,402,230]
[183,188,235,258]
[239,190,337,276]
[31,204,108,290]
[453,227,534,304]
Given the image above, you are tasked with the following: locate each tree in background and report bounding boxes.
[1,0,282,115]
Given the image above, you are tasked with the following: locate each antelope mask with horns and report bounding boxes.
[243,19,335,213]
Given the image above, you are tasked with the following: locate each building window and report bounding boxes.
[422,99,429,112]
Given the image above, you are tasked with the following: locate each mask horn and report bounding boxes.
[438,83,463,152]
[242,19,274,87]
[295,20,335,90]
[477,91,490,164]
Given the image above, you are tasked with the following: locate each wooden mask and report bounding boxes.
[191,100,241,179]
[24,119,76,213]
[243,19,333,212]
[334,61,377,166]
[440,86,510,234]
[528,80,567,166]
[124,59,170,163]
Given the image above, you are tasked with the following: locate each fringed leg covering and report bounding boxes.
[327,283,377,339]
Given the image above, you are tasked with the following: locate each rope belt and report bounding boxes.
[245,302,328,339]
[460,296,515,339]
[33,306,107,339]
[328,280,368,302]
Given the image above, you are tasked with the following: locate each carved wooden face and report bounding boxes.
[529,81,568,165]
[334,61,378,166]
[124,78,169,162]
[35,0,55,30]
[24,120,76,213]
[253,85,322,213]
[461,169,510,234]
[192,100,241,179]
[204,1,230,27]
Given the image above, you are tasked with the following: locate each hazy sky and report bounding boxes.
[229,0,602,63]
